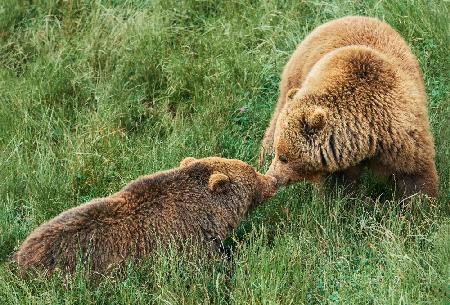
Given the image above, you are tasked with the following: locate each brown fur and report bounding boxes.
[261,16,437,197]
[13,157,277,275]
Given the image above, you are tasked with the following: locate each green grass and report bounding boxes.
[0,0,449,304]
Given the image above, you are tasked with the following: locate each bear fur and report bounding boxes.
[13,157,277,275]
[261,16,438,198]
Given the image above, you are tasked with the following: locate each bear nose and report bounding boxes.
[266,175,277,188]
[270,176,277,186]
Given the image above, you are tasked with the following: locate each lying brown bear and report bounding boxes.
[13,157,277,276]
[261,16,438,198]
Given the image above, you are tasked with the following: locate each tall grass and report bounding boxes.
[0,0,448,303]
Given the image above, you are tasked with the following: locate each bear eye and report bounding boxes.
[279,154,288,163]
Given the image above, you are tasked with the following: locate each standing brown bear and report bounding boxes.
[260,16,438,198]
[13,157,277,276]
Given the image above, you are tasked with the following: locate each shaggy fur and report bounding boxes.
[13,157,277,275]
[261,16,437,197]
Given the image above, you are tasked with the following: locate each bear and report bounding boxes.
[260,16,438,198]
[13,157,277,276]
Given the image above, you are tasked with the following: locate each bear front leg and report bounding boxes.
[259,96,286,166]
[330,164,363,191]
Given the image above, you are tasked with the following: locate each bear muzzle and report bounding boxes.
[256,173,278,201]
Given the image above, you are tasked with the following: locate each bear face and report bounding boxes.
[267,91,331,186]
[13,157,277,276]
[180,157,277,206]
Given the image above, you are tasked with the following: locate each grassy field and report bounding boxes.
[0,0,449,304]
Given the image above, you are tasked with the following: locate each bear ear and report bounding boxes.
[208,172,230,193]
[180,157,196,167]
[305,106,328,130]
[286,88,299,102]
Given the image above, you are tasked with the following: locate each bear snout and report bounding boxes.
[266,167,286,187]
[265,175,278,193]
[256,173,278,201]
[269,175,277,186]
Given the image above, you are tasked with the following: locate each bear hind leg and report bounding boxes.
[393,170,438,199]
[369,160,438,199]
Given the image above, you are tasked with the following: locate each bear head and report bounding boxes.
[180,156,277,207]
[267,88,333,186]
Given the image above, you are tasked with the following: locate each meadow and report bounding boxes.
[0,0,449,304]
